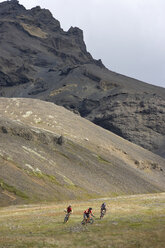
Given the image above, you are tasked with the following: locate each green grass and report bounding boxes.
[0,178,29,199]
[24,170,61,186]
[52,148,70,160]
[97,155,111,164]
[0,193,164,248]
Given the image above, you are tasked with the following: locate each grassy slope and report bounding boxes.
[0,193,164,248]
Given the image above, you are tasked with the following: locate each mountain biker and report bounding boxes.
[66,205,72,215]
[64,205,73,222]
[100,202,106,217]
[83,207,94,223]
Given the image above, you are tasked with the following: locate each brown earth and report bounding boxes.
[0,97,164,206]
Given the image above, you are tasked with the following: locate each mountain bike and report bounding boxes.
[64,212,71,223]
[81,217,94,225]
[100,209,106,219]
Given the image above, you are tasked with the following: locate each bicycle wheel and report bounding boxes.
[89,218,94,224]
[81,219,86,225]
[100,210,106,219]
[64,214,69,223]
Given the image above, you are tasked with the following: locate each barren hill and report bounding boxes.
[0,98,165,206]
[0,1,164,157]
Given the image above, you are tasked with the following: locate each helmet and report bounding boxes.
[89,207,92,210]
[68,205,71,207]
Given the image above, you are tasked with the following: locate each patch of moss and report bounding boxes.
[45,174,61,185]
[97,155,111,164]
[67,140,77,149]
[59,152,70,159]
[52,148,70,160]
[64,183,81,191]
[28,170,42,178]
[0,154,13,162]
[0,179,29,199]
[62,176,74,186]
[26,170,61,186]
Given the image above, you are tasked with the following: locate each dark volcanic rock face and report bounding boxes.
[91,93,165,153]
[0,1,165,157]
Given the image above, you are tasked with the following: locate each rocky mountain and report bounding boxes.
[0,0,165,157]
[0,97,165,206]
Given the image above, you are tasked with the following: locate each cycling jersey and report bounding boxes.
[84,208,92,214]
[67,207,72,213]
[101,203,106,210]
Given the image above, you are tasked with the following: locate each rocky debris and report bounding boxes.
[0,1,165,157]
[134,160,163,172]
[57,135,65,145]
[0,118,61,146]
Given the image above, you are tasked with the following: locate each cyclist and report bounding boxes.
[83,207,94,223]
[67,205,72,214]
[100,202,106,218]
[64,205,72,222]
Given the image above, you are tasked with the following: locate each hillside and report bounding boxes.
[0,0,164,157]
[0,98,165,206]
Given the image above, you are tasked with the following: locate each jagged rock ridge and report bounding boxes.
[0,0,165,157]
